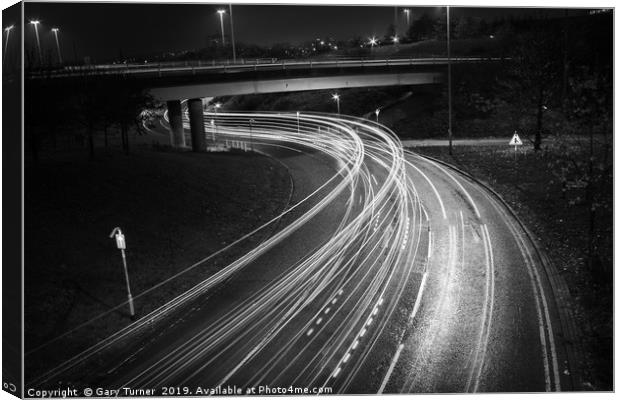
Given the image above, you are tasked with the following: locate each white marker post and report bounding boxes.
[509,131,523,162]
[109,227,135,320]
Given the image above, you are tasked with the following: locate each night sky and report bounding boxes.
[15,2,592,63]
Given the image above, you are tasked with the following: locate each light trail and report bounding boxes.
[29,107,561,395]
[109,110,427,391]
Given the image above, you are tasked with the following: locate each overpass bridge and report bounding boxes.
[30,56,503,151]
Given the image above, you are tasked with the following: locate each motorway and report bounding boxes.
[29,111,572,394]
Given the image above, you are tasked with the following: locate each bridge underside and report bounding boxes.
[152,71,442,101]
[160,71,443,151]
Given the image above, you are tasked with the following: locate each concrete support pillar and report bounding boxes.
[188,98,206,152]
[166,99,185,148]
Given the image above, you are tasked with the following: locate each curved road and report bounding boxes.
[28,111,573,394]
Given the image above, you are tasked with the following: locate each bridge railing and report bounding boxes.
[26,56,506,79]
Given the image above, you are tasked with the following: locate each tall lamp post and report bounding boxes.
[217,9,226,47]
[332,94,340,115]
[403,9,411,27]
[29,20,42,64]
[228,4,236,63]
[447,6,453,155]
[4,25,14,66]
[51,27,62,64]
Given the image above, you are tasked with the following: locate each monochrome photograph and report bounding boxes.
[2,0,614,397]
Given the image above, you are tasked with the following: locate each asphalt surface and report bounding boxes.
[28,111,571,395]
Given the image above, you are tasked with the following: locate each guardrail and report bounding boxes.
[27,56,505,79]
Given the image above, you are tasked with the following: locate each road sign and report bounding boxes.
[509,132,523,146]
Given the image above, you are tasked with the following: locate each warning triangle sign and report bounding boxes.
[509,133,523,146]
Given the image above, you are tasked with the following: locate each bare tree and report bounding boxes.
[507,24,562,150]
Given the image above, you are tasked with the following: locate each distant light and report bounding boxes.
[217,9,226,15]
[29,20,40,25]
[333,46,338,50]
[320,40,325,45]
[375,108,380,116]
[214,102,222,108]
[332,94,340,100]
[392,35,399,43]
[489,34,495,39]
[51,27,59,32]
[369,37,378,46]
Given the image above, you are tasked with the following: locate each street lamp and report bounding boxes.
[369,36,377,54]
[228,4,236,63]
[4,25,14,65]
[214,102,221,136]
[217,9,226,47]
[29,20,42,64]
[109,227,135,320]
[392,35,399,45]
[296,111,300,133]
[375,108,380,123]
[249,118,255,151]
[332,93,340,115]
[51,27,62,64]
[446,6,453,155]
[403,9,411,27]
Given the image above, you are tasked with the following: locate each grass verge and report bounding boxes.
[25,148,292,377]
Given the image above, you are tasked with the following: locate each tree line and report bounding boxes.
[25,73,158,161]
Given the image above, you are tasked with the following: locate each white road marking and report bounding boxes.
[378,343,405,394]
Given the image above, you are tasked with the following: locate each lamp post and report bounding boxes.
[296,111,300,133]
[228,4,236,63]
[332,94,340,115]
[51,27,62,64]
[217,9,226,47]
[214,102,221,137]
[109,227,135,320]
[447,6,453,155]
[29,20,42,64]
[369,36,377,55]
[403,9,411,27]
[375,108,380,123]
[4,25,13,65]
[249,118,254,151]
